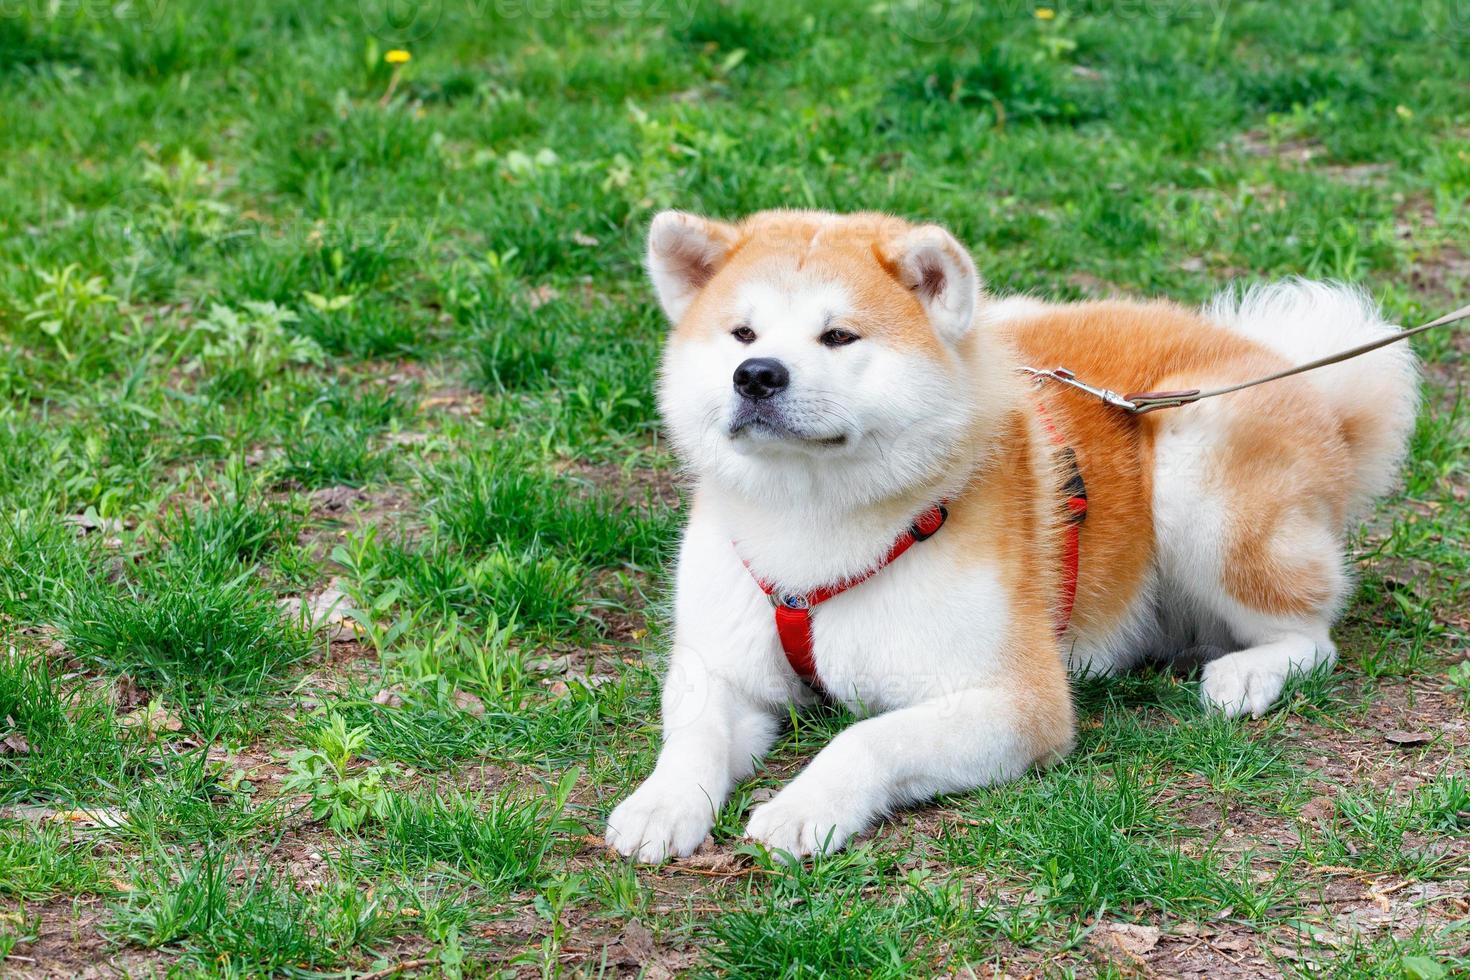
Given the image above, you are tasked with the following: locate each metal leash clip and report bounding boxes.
[1020,367,1142,412]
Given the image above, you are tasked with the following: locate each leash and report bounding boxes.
[1021,302,1470,415]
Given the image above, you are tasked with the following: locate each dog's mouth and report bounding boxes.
[728,406,848,448]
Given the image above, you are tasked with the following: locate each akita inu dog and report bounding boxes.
[606,209,1419,861]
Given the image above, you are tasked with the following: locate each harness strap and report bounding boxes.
[748,504,948,690]
[1033,408,1089,637]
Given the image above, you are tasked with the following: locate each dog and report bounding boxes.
[605,209,1419,862]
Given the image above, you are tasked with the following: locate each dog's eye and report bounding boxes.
[731,325,756,344]
[820,328,860,348]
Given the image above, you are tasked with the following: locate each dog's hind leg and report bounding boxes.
[1175,279,1419,717]
[1198,616,1336,719]
[1150,386,1354,718]
[1193,499,1347,718]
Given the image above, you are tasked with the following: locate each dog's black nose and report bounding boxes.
[733,357,789,400]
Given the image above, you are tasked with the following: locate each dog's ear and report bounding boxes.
[646,210,740,323]
[879,224,983,343]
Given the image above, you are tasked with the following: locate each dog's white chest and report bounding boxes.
[802,550,1012,712]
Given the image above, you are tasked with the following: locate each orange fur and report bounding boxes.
[1000,300,1352,627]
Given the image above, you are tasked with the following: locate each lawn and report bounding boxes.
[1,0,1468,975]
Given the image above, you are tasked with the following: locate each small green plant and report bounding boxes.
[16,264,118,359]
[282,713,390,832]
[141,148,233,235]
[527,871,591,973]
[1445,660,1470,709]
[189,301,323,394]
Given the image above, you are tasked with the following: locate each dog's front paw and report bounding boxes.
[605,777,716,863]
[1200,656,1288,719]
[744,784,867,860]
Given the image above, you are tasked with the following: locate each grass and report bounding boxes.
[0,0,1466,975]
[0,823,108,900]
[108,852,400,975]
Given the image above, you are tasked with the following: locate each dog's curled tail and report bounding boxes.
[1204,279,1421,522]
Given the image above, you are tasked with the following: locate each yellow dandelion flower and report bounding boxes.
[385,49,411,65]
[1035,7,1056,19]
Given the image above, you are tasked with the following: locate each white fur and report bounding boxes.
[605,500,1035,859]
[884,224,983,343]
[1147,397,1345,716]
[607,235,1420,861]
[1205,279,1420,520]
[656,251,1013,534]
[646,211,735,322]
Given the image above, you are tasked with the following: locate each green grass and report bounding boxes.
[0,0,1467,974]
[0,823,109,900]
[60,563,316,708]
[0,646,134,804]
[108,852,400,974]
[374,776,573,893]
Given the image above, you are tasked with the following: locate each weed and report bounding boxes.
[283,713,391,832]
[16,264,117,359]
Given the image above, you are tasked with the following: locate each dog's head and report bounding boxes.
[650,209,1001,507]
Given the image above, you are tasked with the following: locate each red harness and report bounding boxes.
[741,408,1088,691]
[1035,402,1089,636]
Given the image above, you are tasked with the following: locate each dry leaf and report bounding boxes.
[1300,796,1336,824]
[678,838,743,873]
[279,581,362,641]
[120,699,183,737]
[1,716,29,756]
[451,690,485,717]
[549,671,615,695]
[63,512,123,535]
[55,808,129,829]
[114,673,145,711]
[310,485,362,512]
[526,655,572,675]
[372,687,405,708]
[609,920,656,967]
[1100,922,1161,958]
[386,431,429,447]
[571,231,600,247]
[1384,730,1433,747]
[525,284,558,309]
[1172,921,1215,938]
[2,806,130,829]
